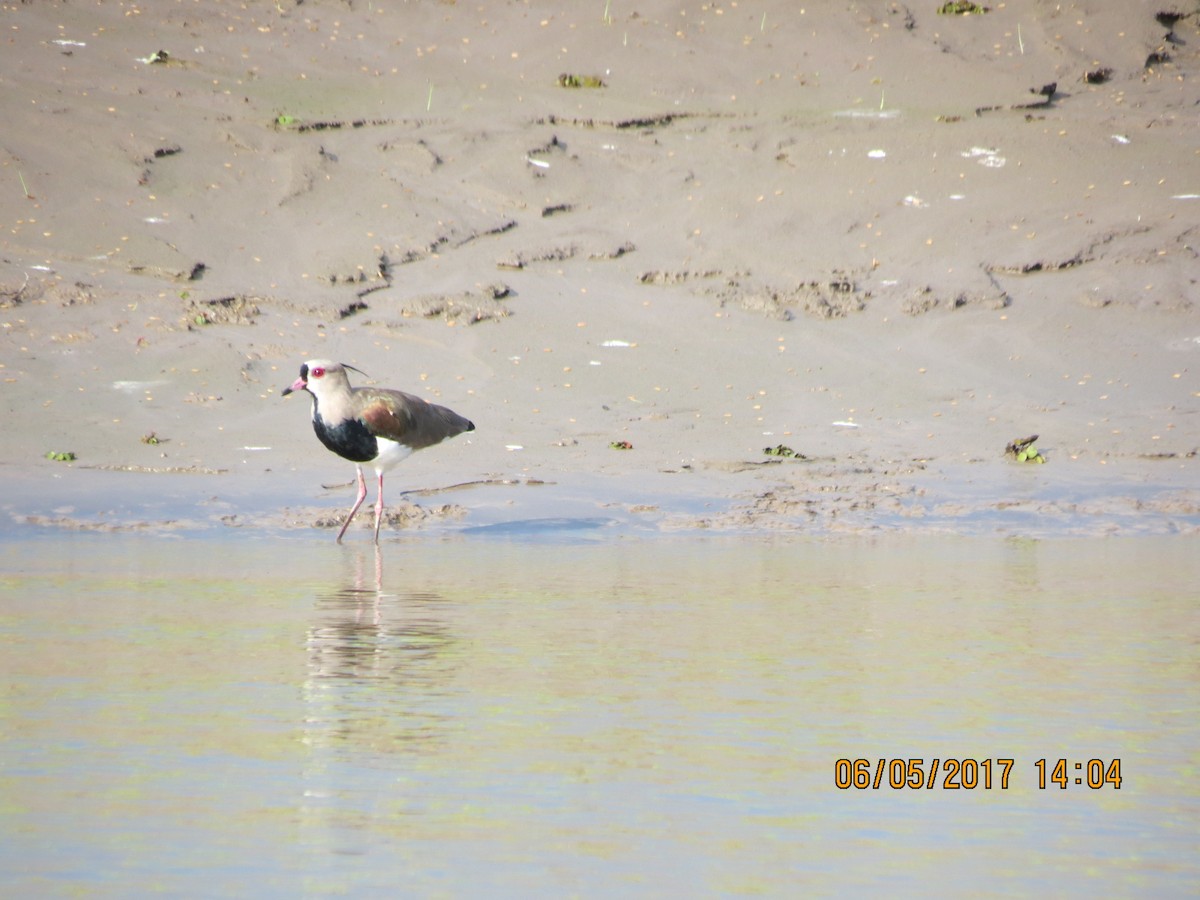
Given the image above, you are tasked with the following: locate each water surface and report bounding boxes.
[1,533,1197,896]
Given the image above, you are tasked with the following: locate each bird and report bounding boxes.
[282,359,474,543]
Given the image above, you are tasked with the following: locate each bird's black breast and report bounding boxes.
[313,412,378,463]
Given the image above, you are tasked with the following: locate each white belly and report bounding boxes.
[373,437,414,473]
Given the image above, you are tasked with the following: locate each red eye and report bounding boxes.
[311,366,325,378]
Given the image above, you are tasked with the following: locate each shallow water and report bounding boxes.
[1,532,1197,897]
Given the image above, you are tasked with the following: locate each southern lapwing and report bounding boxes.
[283,360,474,543]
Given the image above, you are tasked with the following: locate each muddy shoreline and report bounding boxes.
[2,1,1196,538]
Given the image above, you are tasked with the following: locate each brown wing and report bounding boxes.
[357,388,474,450]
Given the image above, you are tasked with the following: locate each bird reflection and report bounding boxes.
[325,543,387,626]
[302,545,459,756]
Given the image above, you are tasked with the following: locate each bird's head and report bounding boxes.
[281,360,365,398]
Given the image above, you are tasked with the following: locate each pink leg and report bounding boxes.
[372,471,385,544]
[337,466,368,543]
